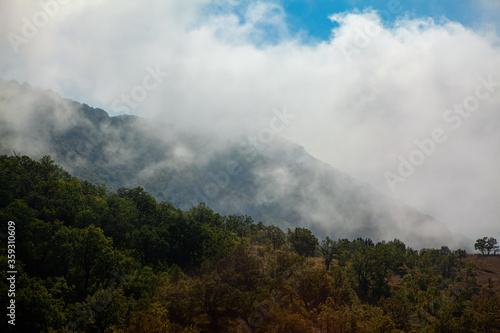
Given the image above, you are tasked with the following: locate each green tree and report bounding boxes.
[103,194,140,247]
[347,244,396,302]
[127,225,170,266]
[189,202,223,229]
[15,275,67,332]
[266,225,286,251]
[454,249,467,264]
[319,236,337,271]
[287,227,318,257]
[72,286,134,333]
[475,237,488,255]
[49,225,125,298]
[486,237,499,255]
[117,186,157,225]
[475,237,499,255]
[224,214,253,237]
[292,264,334,312]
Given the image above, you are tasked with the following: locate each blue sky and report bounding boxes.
[217,0,498,42]
[284,0,475,38]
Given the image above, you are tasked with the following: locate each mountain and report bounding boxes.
[0,79,469,249]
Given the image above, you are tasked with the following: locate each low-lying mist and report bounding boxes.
[0,79,472,250]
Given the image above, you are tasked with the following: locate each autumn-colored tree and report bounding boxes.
[256,307,315,333]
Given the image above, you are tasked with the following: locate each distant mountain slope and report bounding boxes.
[0,80,469,249]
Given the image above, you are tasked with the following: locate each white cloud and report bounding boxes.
[0,0,499,239]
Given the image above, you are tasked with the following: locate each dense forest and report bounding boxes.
[1,155,499,332]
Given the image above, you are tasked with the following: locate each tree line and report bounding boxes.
[0,155,499,332]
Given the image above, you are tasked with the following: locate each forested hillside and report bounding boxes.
[0,80,469,249]
[1,155,499,332]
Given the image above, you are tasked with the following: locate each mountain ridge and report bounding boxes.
[0,79,470,249]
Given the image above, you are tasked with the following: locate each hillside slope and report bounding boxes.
[470,255,500,293]
[0,80,469,249]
